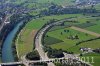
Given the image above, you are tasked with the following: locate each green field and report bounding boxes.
[16,14,82,59]
[80,53,100,66]
[44,27,95,53]
[86,20,100,34]
[79,39,100,49]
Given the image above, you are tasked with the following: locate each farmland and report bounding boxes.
[45,27,95,53]
[80,53,100,66]
[1,0,99,66]
[16,14,82,59]
[86,20,100,34]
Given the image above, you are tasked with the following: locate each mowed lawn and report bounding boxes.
[45,27,95,53]
[16,14,81,59]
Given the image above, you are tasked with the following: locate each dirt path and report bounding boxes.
[70,26,100,37]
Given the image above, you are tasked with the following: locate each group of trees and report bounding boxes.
[33,62,47,66]
[26,50,40,60]
[93,48,100,53]
[43,46,64,58]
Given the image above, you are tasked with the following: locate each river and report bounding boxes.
[2,22,23,63]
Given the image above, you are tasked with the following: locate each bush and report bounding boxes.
[47,49,64,58]
[26,50,40,60]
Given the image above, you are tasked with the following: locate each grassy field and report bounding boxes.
[45,27,95,53]
[44,16,100,53]
[80,53,100,66]
[16,14,82,59]
[86,20,100,34]
[43,36,63,45]
[79,39,100,49]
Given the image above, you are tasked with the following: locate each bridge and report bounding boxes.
[0,58,64,66]
[0,18,93,66]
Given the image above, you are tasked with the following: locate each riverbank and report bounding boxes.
[1,14,33,62]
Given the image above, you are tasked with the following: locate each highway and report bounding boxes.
[34,18,76,66]
[0,18,93,66]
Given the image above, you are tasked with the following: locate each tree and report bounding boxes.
[75,35,79,39]
[26,50,40,60]
[61,32,63,35]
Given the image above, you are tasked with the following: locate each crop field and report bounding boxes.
[74,15,100,34]
[0,0,100,66]
[75,22,96,28]
[79,39,100,49]
[86,20,100,34]
[43,36,63,45]
[45,27,95,53]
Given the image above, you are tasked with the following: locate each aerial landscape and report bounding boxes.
[0,0,100,66]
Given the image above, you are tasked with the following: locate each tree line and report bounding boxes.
[40,4,98,16]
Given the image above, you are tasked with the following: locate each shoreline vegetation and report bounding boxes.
[11,16,35,61]
[0,0,100,66]
[0,14,33,62]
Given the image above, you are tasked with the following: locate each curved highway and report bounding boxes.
[34,19,69,66]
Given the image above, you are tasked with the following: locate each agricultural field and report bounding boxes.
[0,0,100,66]
[16,12,100,59]
[80,53,100,66]
[86,20,100,34]
[16,14,82,59]
[79,39,100,49]
[45,27,95,53]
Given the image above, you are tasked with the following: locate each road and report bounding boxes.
[34,18,95,66]
[34,19,70,66]
[35,25,55,66]
[0,18,93,66]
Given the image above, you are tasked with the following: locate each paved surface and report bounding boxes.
[70,26,100,37]
[0,18,93,66]
[34,18,72,66]
[35,25,55,66]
